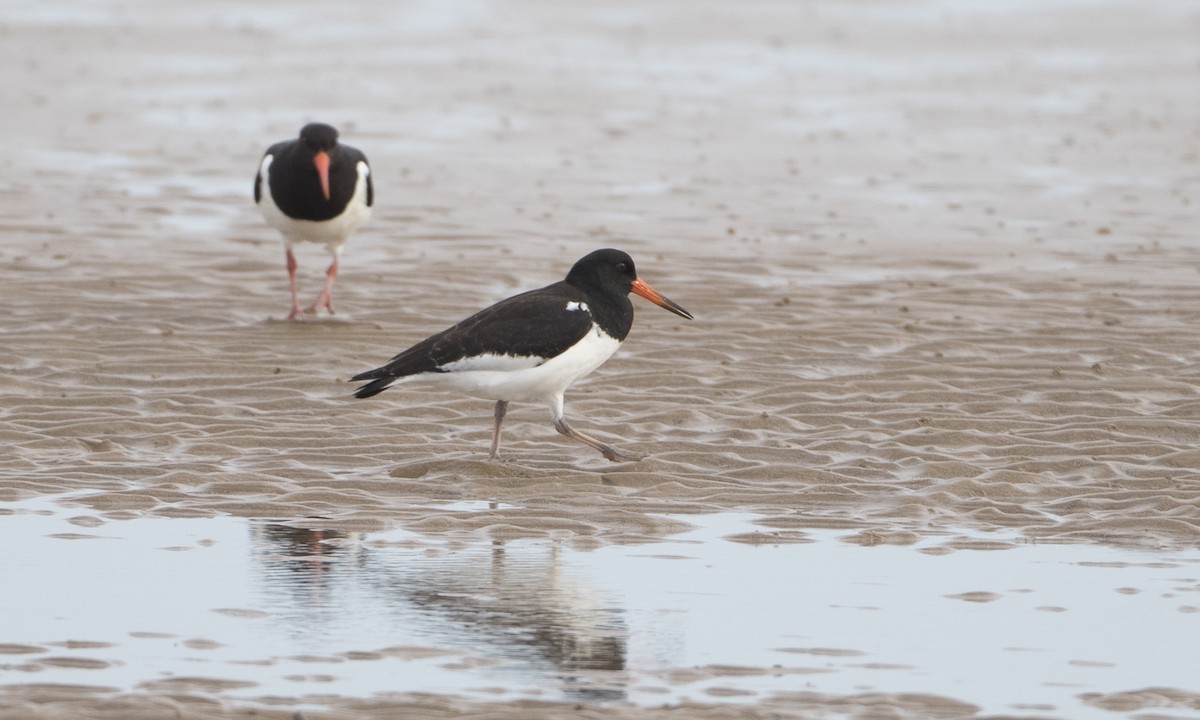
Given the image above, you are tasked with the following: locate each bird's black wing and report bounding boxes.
[352,282,594,397]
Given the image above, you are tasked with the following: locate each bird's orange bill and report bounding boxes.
[631,278,694,320]
[313,151,331,200]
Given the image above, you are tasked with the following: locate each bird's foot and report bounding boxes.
[599,445,644,463]
[306,294,335,316]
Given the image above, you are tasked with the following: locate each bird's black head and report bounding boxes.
[566,248,638,295]
[298,123,340,153]
[566,248,693,320]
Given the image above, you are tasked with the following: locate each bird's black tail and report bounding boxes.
[351,369,394,399]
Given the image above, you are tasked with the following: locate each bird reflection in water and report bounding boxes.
[247,515,628,701]
[248,523,365,634]
[396,539,629,700]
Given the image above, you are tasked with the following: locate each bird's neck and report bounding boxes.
[588,293,634,341]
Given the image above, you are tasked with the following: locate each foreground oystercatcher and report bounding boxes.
[254,123,373,319]
[351,249,693,461]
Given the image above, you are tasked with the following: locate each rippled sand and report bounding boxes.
[3,0,1200,717]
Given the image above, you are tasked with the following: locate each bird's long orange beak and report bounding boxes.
[313,151,331,200]
[631,278,693,320]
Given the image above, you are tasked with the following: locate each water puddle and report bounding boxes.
[1,494,1197,717]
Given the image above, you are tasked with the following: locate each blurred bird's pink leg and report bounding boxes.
[307,254,339,315]
[285,249,303,320]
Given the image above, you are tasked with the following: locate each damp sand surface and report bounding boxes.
[3,0,1200,718]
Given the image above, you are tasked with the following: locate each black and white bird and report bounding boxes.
[351,249,693,461]
[254,122,373,320]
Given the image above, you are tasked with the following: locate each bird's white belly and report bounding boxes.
[433,327,621,404]
[257,157,372,250]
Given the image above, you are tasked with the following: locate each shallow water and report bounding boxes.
[1,494,1196,717]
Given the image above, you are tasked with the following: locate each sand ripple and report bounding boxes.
[6,244,1200,549]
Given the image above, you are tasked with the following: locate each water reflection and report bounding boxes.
[248,523,364,634]
[247,520,628,701]
[4,497,1198,714]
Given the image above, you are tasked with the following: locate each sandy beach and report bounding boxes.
[3,0,1200,717]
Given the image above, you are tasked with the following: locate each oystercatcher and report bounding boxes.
[351,248,693,461]
[254,122,373,320]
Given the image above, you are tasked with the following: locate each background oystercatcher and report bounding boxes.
[254,122,373,320]
[351,248,693,461]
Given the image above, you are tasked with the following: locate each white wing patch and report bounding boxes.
[566,301,589,312]
[439,353,544,373]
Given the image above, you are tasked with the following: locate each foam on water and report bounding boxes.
[1,493,1196,717]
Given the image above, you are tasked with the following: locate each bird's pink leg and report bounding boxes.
[285,249,303,320]
[489,400,509,459]
[306,254,339,315]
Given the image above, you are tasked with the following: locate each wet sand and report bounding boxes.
[3,0,1200,717]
